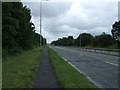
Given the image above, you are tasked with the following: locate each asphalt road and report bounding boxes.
[48,45,119,88]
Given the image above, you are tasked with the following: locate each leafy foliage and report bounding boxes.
[51,36,74,46]
[67,36,74,46]
[111,21,120,41]
[51,32,116,48]
[92,32,114,47]
[111,21,120,48]
[75,33,93,46]
[2,2,46,55]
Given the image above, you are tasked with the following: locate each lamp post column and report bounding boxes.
[40,1,42,46]
[78,28,81,48]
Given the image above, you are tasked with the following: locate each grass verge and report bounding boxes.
[48,47,98,88]
[2,47,43,88]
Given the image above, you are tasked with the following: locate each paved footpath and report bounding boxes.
[33,47,59,88]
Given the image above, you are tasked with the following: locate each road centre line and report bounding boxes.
[105,61,118,67]
[79,54,83,56]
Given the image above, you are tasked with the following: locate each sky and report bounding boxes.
[21,0,118,43]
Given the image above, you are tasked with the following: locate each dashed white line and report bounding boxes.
[79,54,83,56]
[105,61,118,66]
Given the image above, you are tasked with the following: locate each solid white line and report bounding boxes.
[105,61,118,67]
[61,56,103,88]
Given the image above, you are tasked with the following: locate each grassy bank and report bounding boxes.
[2,47,43,88]
[48,47,98,88]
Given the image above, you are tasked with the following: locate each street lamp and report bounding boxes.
[40,0,49,46]
[80,33,81,48]
[43,26,47,45]
[78,28,81,48]
[40,1,42,46]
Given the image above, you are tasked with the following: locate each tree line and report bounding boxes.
[51,32,115,47]
[51,32,118,48]
[51,20,120,48]
[2,2,46,55]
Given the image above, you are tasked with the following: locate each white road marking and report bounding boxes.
[61,56,103,88]
[79,54,83,56]
[105,61,118,67]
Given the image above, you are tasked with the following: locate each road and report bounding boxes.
[49,45,119,88]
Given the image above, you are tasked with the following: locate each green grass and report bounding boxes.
[48,47,98,88]
[2,47,43,88]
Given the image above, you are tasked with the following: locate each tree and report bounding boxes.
[74,38,79,46]
[61,37,68,46]
[75,33,93,47]
[2,2,46,55]
[67,36,74,46]
[92,32,114,47]
[111,21,120,41]
[92,36,100,47]
[51,32,115,48]
[2,2,21,54]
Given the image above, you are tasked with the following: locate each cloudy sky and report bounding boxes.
[21,0,118,43]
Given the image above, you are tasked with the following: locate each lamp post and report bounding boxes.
[80,33,81,48]
[40,0,49,46]
[78,28,81,48]
[40,1,42,46]
[43,26,47,45]
[66,34,69,46]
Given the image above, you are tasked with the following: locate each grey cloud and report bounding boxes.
[118,1,120,20]
[42,2,72,17]
[22,1,117,43]
[59,2,117,29]
[22,2,72,18]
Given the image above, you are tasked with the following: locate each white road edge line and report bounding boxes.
[105,61,118,67]
[62,56,103,88]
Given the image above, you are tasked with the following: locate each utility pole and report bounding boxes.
[78,28,81,48]
[43,27,47,45]
[40,1,42,46]
[40,0,49,46]
[80,33,81,48]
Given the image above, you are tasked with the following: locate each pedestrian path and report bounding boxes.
[33,47,59,88]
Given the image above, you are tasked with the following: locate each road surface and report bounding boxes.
[49,45,119,88]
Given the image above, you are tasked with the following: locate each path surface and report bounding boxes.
[33,47,59,88]
[49,45,119,88]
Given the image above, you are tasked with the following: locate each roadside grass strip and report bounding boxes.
[48,47,98,88]
[2,47,43,88]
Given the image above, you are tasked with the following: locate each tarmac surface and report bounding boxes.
[49,45,119,88]
[33,47,59,88]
